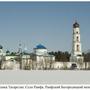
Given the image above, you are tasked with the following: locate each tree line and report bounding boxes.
[49,51,70,62]
[83,52,90,62]
[6,50,90,62]
[49,51,90,62]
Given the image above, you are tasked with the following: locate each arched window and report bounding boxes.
[76,31,78,34]
[77,45,79,51]
[76,32,78,34]
[77,36,79,41]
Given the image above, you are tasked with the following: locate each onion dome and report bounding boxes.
[35,44,47,49]
[0,45,3,49]
[73,21,79,28]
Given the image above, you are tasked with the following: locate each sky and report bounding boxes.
[0,2,90,53]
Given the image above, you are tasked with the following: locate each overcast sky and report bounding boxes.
[0,2,90,52]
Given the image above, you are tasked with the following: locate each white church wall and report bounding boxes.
[73,28,80,34]
[1,59,20,70]
[53,62,72,70]
[52,62,86,70]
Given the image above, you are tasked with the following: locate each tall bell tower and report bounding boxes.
[70,21,84,63]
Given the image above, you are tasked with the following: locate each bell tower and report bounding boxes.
[70,21,84,63]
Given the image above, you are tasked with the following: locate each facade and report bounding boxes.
[1,59,20,70]
[1,53,32,70]
[22,54,32,70]
[5,55,18,60]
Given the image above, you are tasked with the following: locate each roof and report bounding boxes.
[73,21,79,28]
[35,44,47,49]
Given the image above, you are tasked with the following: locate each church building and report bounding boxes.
[31,44,55,70]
